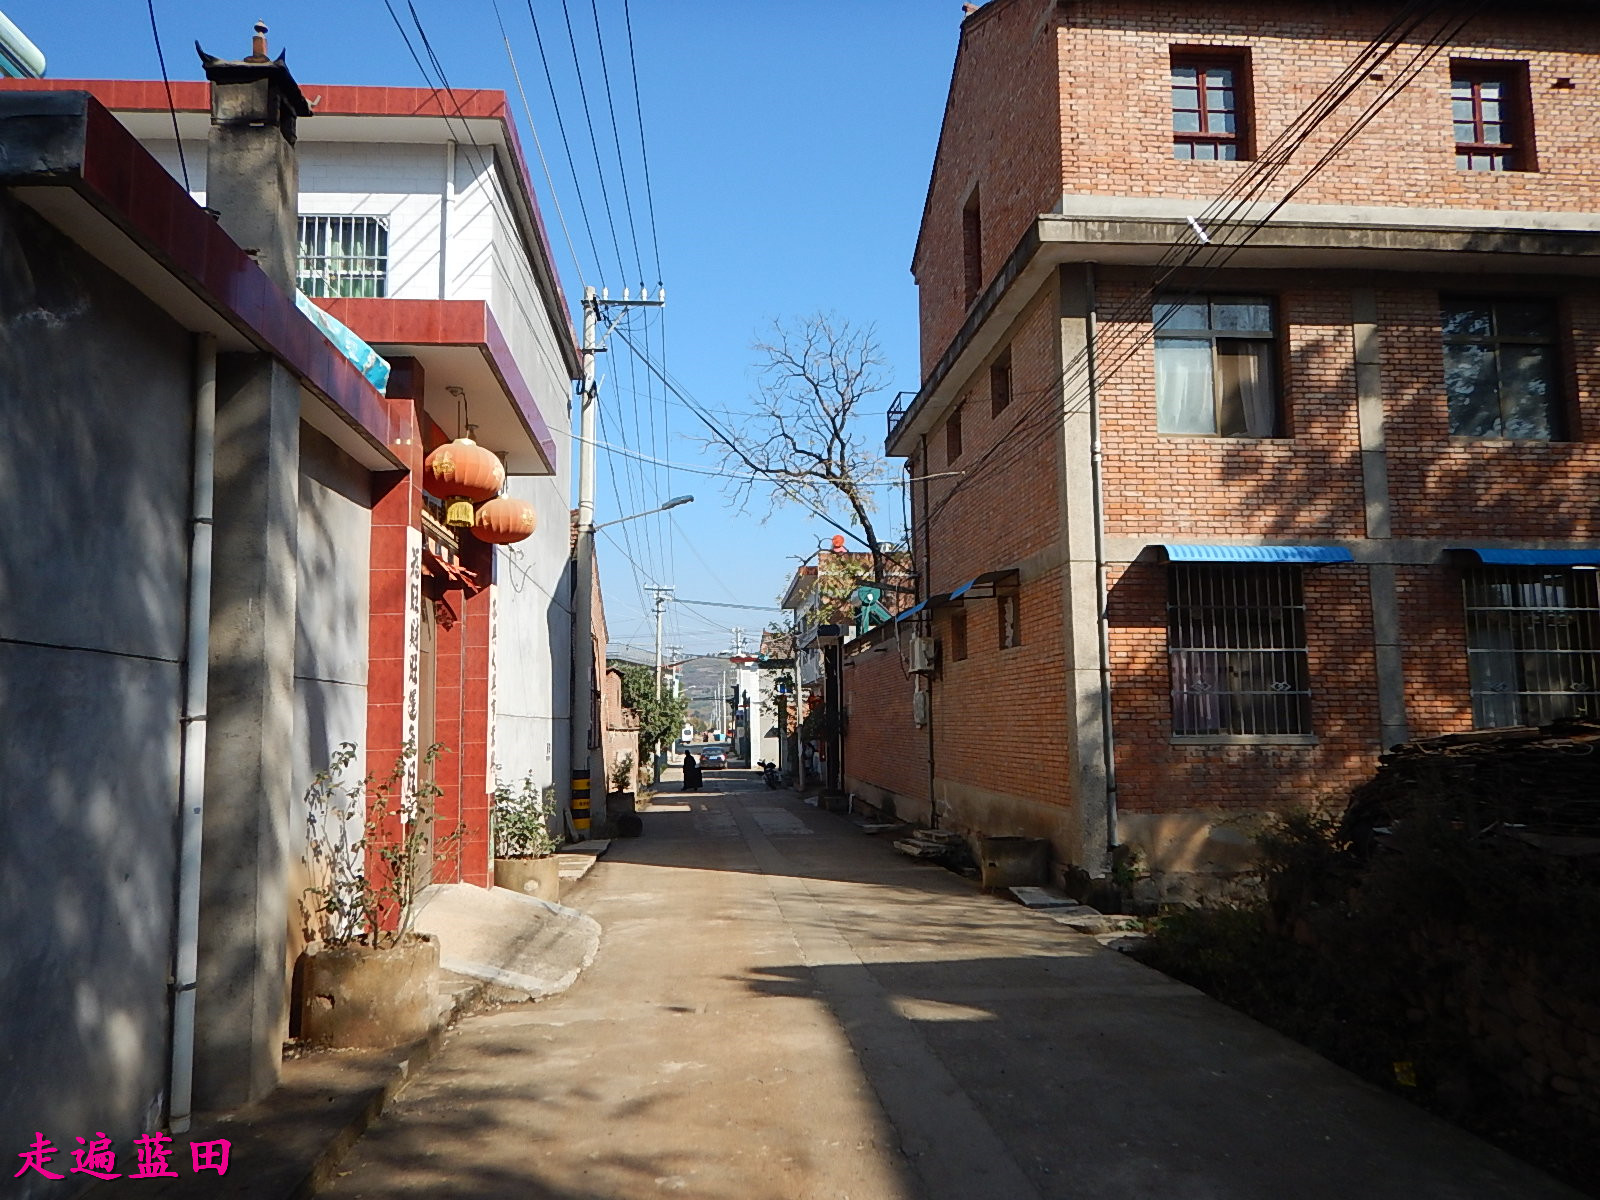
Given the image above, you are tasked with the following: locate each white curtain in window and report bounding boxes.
[1156,339,1214,433]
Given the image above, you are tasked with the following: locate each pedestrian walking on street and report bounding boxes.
[681,751,702,792]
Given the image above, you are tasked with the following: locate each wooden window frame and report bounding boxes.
[1171,48,1253,161]
[1451,59,1535,173]
[1153,294,1283,438]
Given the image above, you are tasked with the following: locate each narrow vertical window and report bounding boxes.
[1168,565,1311,736]
[962,187,983,307]
[1172,50,1250,161]
[1465,568,1600,728]
[1441,298,1562,440]
[1452,60,1534,172]
[946,403,963,464]
[990,348,1012,417]
[1154,296,1280,437]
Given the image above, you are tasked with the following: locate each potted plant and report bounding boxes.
[492,774,561,901]
[297,741,454,1049]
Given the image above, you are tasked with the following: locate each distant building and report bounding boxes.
[844,0,1600,901]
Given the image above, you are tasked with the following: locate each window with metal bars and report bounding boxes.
[1171,51,1250,161]
[1464,567,1600,729]
[1451,61,1534,172]
[1168,565,1311,737]
[297,215,389,298]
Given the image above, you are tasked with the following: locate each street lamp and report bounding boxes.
[592,494,693,531]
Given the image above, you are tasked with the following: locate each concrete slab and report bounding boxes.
[411,883,600,1002]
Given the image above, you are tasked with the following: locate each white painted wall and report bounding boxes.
[142,127,577,818]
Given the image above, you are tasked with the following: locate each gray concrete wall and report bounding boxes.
[294,426,371,802]
[492,474,573,805]
[0,194,191,1193]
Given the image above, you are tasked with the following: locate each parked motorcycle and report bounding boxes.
[758,760,781,790]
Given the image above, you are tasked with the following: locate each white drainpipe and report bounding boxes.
[168,333,216,1133]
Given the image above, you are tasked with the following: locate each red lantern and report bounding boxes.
[423,438,504,526]
[470,495,537,544]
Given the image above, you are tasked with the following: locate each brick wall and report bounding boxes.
[1096,278,1368,539]
[914,0,1063,376]
[917,0,1600,375]
[840,639,927,817]
[1107,560,1381,817]
[1381,290,1600,541]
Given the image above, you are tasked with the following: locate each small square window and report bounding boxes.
[1441,298,1563,439]
[990,349,1012,417]
[297,215,389,298]
[946,404,964,464]
[949,611,968,662]
[998,592,1020,649]
[1154,295,1281,437]
[1171,49,1251,161]
[1452,60,1535,172]
[1168,565,1310,736]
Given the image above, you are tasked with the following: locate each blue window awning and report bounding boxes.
[1160,544,1353,564]
[896,599,929,622]
[1453,548,1600,567]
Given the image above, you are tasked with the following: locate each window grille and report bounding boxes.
[1441,298,1562,440]
[1464,567,1600,728]
[297,215,389,298]
[1168,565,1311,736]
[1154,295,1280,437]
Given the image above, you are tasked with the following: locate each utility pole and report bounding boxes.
[570,285,666,836]
[570,286,600,837]
[648,586,674,780]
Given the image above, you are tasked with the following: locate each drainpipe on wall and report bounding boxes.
[168,333,217,1133]
[919,432,937,829]
[1083,263,1118,865]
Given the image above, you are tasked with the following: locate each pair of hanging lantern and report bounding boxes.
[421,431,536,545]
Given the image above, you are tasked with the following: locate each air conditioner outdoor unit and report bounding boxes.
[908,636,936,674]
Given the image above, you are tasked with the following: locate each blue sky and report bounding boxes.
[6,0,961,658]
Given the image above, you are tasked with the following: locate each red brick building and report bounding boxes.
[844,0,1600,900]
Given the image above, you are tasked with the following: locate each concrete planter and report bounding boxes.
[494,855,561,902]
[298,935,439,1048]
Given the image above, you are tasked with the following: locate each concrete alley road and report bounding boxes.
[319,772,1581,1200]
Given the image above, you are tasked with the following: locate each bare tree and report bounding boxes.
[709,313,899,587]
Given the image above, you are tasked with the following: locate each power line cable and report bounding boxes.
[587,0,646,288]
[557,0,628,285]
[621,0,663,286]
[522,0,606,280]
[145,0,190,193]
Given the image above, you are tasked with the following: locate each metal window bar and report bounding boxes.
[297,215,389,299]
[1168,564,1311,736]
[1464,567,1600,728]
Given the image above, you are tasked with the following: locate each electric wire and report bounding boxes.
[557,0,629,285]
[523,0,607,281]
[917,3,1476,533]
[587,0,646,288]
[145,0,190,193]
[491,0,587,287]
[621,0,663,287]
